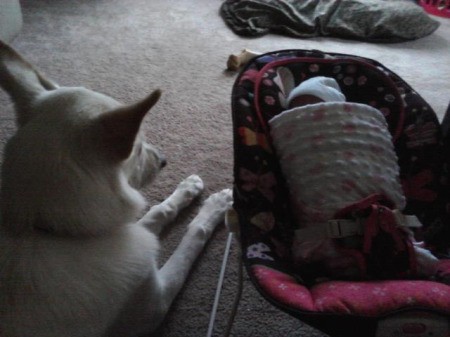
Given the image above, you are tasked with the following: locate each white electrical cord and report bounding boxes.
[206,209,243,337]
[206,232,234,337]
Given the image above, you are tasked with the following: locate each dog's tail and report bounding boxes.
[0,40,58,121]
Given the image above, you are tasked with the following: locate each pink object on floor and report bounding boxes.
[420,0,450,18]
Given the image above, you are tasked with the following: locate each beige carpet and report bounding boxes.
[0,1,449,336]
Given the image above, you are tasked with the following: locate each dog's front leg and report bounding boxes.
[159,189,233,310]
[137,174,204,235]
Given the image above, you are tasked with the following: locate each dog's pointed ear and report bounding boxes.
[0,40,59,125]
[97,89,161,161]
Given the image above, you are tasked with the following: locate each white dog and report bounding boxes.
[0,40,232,337]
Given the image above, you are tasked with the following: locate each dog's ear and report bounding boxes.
[0,40,58,125]
[98,89,161,161]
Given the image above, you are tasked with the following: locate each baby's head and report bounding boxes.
[287,76,345,108]
[289,94,324,108]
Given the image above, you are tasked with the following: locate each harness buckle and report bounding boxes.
[326,219,364,238]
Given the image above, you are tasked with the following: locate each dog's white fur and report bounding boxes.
[0,40,232,337]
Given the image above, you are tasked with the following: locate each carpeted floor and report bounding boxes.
[0,1,449,336]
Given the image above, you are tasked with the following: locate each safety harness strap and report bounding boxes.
[295,212,422,244]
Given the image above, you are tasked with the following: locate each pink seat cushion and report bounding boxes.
[252,262,450,317]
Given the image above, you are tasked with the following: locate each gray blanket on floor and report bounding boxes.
[220,0,440,42]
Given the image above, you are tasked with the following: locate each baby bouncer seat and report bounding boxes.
[230,49,450,337]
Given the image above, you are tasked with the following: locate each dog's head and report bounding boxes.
[0,41,165,236]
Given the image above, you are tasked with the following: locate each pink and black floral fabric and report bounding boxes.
[231,50,449,337]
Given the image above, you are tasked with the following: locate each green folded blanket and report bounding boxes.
[220,0,440,42]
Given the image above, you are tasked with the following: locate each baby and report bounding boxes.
[269,77,438,280]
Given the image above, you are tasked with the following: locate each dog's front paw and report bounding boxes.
[174,174,204,208]
[191,189,233,236]
[203,188,233,213]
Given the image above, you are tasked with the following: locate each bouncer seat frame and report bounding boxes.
[231,49,450,337]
